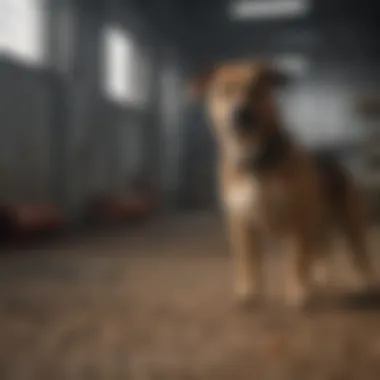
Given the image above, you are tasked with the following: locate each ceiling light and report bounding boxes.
[229,0,311,20]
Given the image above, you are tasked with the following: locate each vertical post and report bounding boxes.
[65,0,104,220]
[45,0,73,214]
[141,46,163,191]
[46,0,104,222]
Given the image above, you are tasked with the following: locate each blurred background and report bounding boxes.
[0,0,380,220]
[1,0,380,379]
[0,0,379,221]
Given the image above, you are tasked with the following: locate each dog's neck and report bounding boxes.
[220,128,292,178]
[246,130,291,175]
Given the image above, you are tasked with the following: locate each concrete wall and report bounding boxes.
[0,60,52,204]
[0,0,188,220]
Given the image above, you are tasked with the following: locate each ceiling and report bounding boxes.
[127,0,380,67]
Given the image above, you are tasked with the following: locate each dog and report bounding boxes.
[190,60,377,307]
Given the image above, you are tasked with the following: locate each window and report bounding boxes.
[102,25,150,107]
[0,0,45,65]
[229,0,311,20]
[102,25,136,105]
[274,54,308,76]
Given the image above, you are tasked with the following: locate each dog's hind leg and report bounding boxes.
[340,183,377,288]
[311,227,338,289]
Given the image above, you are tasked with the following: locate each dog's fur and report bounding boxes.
[191,61,376,306]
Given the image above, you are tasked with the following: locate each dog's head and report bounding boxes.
[190,61,288,165]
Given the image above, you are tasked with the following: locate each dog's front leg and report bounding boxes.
[227,213,263,306]
[284,233,313,307]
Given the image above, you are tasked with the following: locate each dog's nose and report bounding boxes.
[233,107,257,131]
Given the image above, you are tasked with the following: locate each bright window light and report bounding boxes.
[102,25,135,105]
[229,0,311,20]
[0,0,45,65]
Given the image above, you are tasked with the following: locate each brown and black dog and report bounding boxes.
[191,60,377,307]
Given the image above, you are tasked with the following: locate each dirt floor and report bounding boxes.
[1,212,380,380]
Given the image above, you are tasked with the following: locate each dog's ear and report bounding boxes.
[255,59,289,88]
[188,67,215,100]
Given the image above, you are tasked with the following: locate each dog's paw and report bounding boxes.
[234,282,262,310]
[363,280,380,295]
[284,281,308,308]
[312,261,329,288]
[236,295,263,311]
[356,272,380,294]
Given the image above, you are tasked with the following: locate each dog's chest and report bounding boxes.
[224,177,260,215]
[224,176,290,228]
